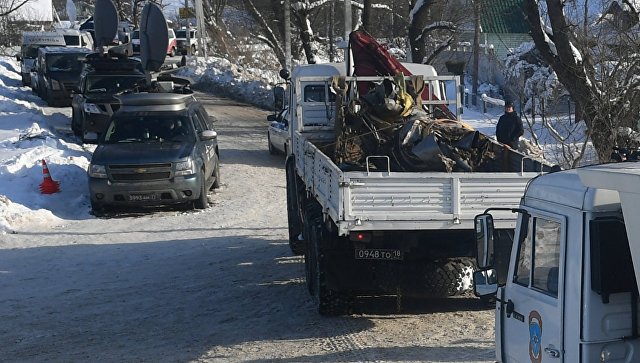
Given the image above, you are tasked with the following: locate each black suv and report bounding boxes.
[88,93,220,214]
[33,46,91,106]
[71,54,147,143]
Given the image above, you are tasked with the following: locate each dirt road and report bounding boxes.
[0,92,495,362]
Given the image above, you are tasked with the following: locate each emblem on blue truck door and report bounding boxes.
[528,310,542,363]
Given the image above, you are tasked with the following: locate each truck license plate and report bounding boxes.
[128,193,157,201]
[355,249,403,260]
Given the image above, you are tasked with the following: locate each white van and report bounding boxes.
[18,29,93,86]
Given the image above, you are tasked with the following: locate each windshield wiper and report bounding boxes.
[88,88,107,93]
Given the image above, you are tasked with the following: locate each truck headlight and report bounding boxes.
[175,159,195,176]
[50,79,62,90]
[88,164,107,178]
[83,103,102,114]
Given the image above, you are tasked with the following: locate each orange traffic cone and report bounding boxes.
[39,159,60,194]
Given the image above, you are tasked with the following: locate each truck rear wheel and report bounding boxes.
[286,157,304,255]
[423,257,475,297]
[308,218,351,316]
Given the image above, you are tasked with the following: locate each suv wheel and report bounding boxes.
[193,171,208,209]
[191,45,197,55]
[71,109,81,136]
[169,47,176,57]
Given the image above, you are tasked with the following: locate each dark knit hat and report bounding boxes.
[505,100,514,108]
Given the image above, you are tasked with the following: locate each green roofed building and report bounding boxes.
[480,0,531,59]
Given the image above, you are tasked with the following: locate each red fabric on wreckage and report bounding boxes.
[348,30,456,120]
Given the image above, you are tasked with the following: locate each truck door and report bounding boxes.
[500,210,565,362]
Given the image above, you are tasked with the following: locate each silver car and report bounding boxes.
[267,107,289,155]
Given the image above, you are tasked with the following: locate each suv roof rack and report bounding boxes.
[85,53,145,73]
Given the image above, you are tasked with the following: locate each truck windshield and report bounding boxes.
[132,30,139,39]
[46,53,85,72]
[21,45,41,59]
[102,114,194,144]
[175,30,186,38]
[86,75,145,94]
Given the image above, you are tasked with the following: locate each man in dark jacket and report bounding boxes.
[496,101,524,149]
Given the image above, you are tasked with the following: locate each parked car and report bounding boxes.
[167,28,177,56]
[131,29,140,54]
[131,28,177,56]
[71,54,146,143]
[175,28,197,55]
[267,107,289,155]
[32,46,91,106]
[88,93,220,214]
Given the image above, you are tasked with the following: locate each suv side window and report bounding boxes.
[191,110,206,135]
[197,106,214,130]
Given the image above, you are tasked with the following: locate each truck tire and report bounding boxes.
[423,257,475,297]
[303,201,322,295]
[286,157,304,255]
[308,217,351,316]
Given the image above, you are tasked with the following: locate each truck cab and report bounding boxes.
[474,163,640,362]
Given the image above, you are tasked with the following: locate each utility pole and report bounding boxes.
[472,0,481,106]
[329,0,334,62]
[284,0,291,70]
[184,0,191,55]
[194,0,206,57]
[344,0,352,40]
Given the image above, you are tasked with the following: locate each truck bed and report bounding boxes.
[294,131,544,235]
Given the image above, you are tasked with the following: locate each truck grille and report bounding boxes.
[109,163,172,181]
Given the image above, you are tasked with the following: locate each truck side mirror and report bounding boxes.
[273,86,286,112]
[279,68,290,81]
[473,269,498,297]
[475,213,495,269]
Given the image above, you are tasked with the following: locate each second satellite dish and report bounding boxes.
[93,0,118,49]
[140,2,169,72]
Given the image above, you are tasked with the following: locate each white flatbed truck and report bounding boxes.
[281,62,554,315]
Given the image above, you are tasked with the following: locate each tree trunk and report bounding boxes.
[293,10,316,64]
[362,0,372,32]
[243,0,287,68]
[523,0,613,161]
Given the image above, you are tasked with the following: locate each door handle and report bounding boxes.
[544,346,560,358]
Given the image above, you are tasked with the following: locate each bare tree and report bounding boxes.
[242,0,286,67]
[523,0,640,162]
[407,0,466,64]
[0,0,31,17]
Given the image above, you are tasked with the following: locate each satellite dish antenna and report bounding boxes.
[93,0,118,52]
[66,0,77,25]
[140,2,168,72]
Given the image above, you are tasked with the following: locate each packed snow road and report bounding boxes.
[0,91,495,362]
